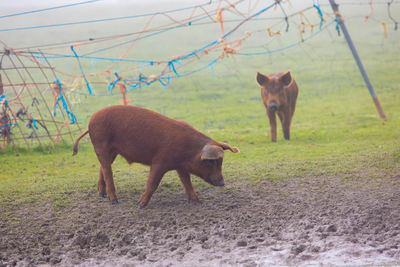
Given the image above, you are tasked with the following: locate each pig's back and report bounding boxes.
[88,105,207,165]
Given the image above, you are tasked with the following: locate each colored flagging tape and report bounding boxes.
[70,45,93,95]
[0,94,8,121]
[0,95,19,129]
[313,4,324,29]
[53,78,77,124]
[26,118,39,130]
[107,72,121,94]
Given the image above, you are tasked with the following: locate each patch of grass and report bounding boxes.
[0,5,399,210]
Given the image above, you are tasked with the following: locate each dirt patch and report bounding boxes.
[1,173,399,266]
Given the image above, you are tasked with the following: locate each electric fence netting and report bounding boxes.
[0,0,398,151]
[0,49,82,151]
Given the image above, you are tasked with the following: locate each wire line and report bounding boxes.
[0,0,102,20]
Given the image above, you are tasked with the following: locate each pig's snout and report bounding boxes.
[268,102,278,111]
[211,177,225,187]
[216,179,225,187]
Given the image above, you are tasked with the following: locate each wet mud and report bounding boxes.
[1,172,399,266]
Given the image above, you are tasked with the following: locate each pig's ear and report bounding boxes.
[218,142,240,153]
[256,72,268,86]
[201,144,224,160]
[280,71,292,86]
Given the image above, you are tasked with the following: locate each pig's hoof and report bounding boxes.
[111,200,119,205]
[188,198,201,205]
[138,205,145,210]
[99,193,107,198]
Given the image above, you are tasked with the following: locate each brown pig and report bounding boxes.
[73,105,239,208]
[256,71,299,142]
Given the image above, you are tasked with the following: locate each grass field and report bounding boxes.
[1,2,400,266]
[0,1,399,213]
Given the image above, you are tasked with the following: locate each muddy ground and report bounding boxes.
[1,171,399,266]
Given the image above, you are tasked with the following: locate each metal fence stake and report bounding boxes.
[329,0,386,120]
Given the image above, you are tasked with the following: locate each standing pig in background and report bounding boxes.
[73,105,239,208]
[256,71,299,142]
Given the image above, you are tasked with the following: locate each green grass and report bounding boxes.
[1,3,399,212]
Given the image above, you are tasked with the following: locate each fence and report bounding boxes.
[0,49,81,151]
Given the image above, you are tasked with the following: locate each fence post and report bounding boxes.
[328,0,386,120]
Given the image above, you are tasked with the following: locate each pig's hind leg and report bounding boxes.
[177,169,200,203]
[98,166,107,198]
[95,149,119,204]
[101,163,119,204]
[98,154,117,199]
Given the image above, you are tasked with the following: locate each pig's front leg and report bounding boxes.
[267,110,277,142]
[139,164,167,209]
[177,169,199,203]
[278,110,291,140]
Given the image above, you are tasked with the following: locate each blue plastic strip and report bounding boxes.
[70,45,93,95]
[313,3,324,29]
[168,60,184,77]
[107,72,121,93]
[53,79,77,124]
[26,119,39,130]
[335,17,341,35]
[0,94,8,121]
[210,63,216,79]
[158,76,171,87]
